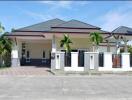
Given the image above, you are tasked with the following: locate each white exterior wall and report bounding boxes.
[17,40,52,59]
[26,42,51,59]
[99,46,116,53]
[99,46,107,52]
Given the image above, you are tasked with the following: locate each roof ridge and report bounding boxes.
[69,19,101,29]
[112,26,132,33]
[53,19,101,29]
[16,18,65,31]
[112,26,121,33]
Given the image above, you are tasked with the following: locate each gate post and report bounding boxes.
[121,53,130,71]
[59,52,65,70]
[104,52,112,71]
[71,52,78,69]
[84,52,99,71]
[84,52,90,71]
[51,52,56,70]
[51,51,65,71]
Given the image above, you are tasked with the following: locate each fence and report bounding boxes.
[98,53,104,67]
[64,52,71,67]
[78,51,84,67]
[112,54,121,68]
[130,54,132,67]
[52,51,131,71]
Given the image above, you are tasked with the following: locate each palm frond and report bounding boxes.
[60,33,72,52]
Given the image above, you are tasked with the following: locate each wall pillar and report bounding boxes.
[71,52,78,68]
[121,53,130,70]
[51,52,65,71]
[55,52,65,70]
[103,52,112,70]
[11,43,20,67]
[84,52,99,71]
[84,52,90,71]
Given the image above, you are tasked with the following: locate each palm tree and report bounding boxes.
[90,32,103,52]
[0,23,12,67]
[60,34,72,52]
[60,34,72,66]
[0,32,12,66]
[0,23,4,33]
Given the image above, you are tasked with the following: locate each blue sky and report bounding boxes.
[0,1,132,32]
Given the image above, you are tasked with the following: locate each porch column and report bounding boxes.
[106,40,110,52]
[104,52,112,70]
[84,52,90,71]
[51,35,57,70]
[124,40,128,53]
[52,34,56,52]
[121,53,130,71]
[11,42,20,67]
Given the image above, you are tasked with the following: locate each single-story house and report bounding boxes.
[7,18,132,71]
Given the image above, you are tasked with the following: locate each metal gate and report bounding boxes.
[112,54,121,68]
[78,50,84,67]
[99,53,104,67]
[64,52,71,67]
[130,54,132,67]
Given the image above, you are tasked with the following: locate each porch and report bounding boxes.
[11,35,52,67]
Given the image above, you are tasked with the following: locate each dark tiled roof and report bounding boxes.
[112,26,132,34]
[15,18,101,32]
[17,18,66,31]
[9,18,111,36]
[52,19,100,29]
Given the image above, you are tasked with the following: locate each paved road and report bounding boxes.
[0,75,132,100]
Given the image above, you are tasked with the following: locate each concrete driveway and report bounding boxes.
[0,67,53,76]
[0,75,132,100]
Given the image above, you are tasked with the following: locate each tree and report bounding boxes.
[0,32,12,66]
[0,23,12,67]
[90,32,103,52]
[113,35,123,54]
[0,23,4,33]
[60,34,72,52]
[60,34,72,66]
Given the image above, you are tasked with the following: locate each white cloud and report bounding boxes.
[24,10,68,21]
[25,11,53,20]
[23,1,90,21]
[99,4,132,31]
[39,1,90,9]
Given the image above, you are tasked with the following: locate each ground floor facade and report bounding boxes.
[10,33,132,72]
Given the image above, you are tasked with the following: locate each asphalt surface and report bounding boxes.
[0,75,132,100]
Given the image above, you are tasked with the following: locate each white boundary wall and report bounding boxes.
[53,51,132,72]
[99,52,132,71]
[64,52,84,71]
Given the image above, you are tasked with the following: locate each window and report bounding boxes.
[27,51,30,58]
[43,51,45,58]
[26,50,30,62]
[22,43,26,58]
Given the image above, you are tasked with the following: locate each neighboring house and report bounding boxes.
[7,18,132,71]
